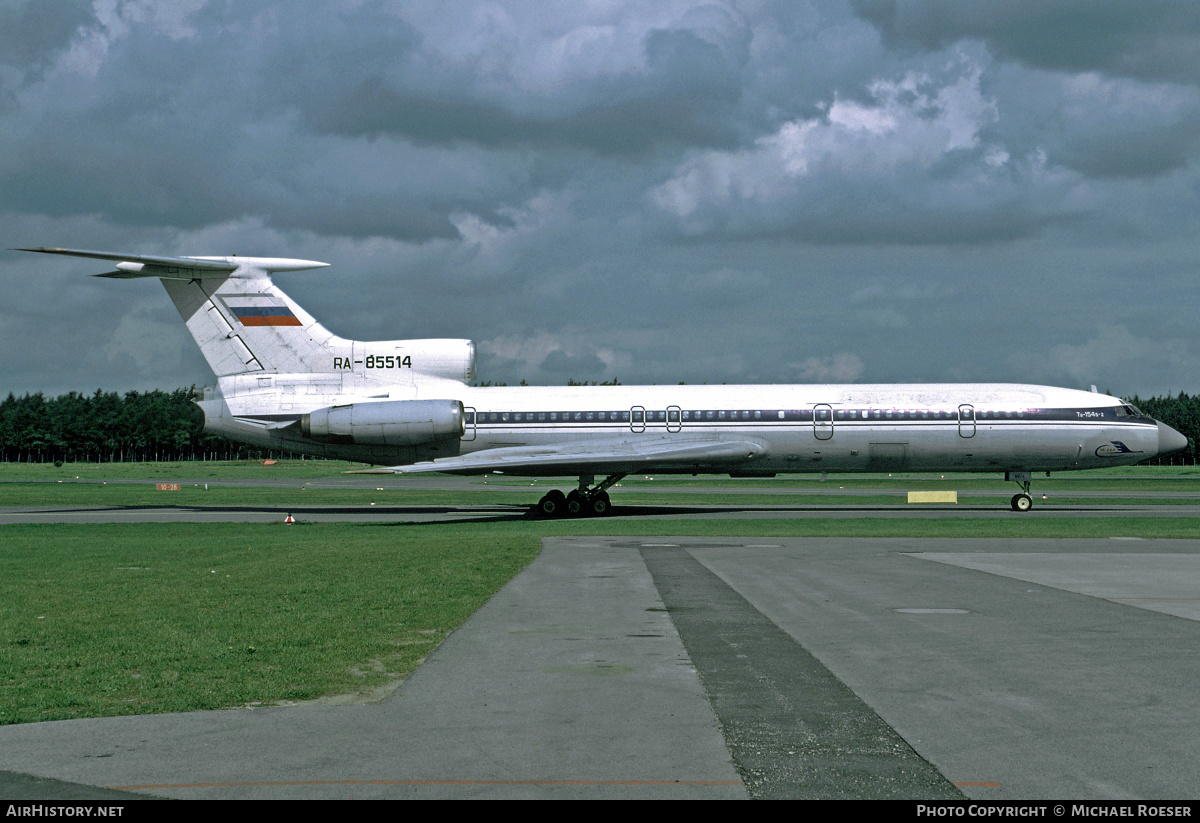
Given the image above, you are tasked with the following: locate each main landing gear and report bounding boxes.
[1007,471,1034,512]
[536,473,627,518]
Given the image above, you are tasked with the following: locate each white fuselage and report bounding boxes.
[202,381,1170,476]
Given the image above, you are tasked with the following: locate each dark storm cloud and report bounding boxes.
[0,1,535,239]
[268,3,752,155]
[851,0,1200,84]
[305,32,746,155]
[0,0,755,242]
[0,0,94,77]
[981,65,1200,181]
[2,0,1199,399]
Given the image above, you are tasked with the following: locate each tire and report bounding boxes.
[537,494,560,518]
[537,489,567,518]
[1011,493,1033,512]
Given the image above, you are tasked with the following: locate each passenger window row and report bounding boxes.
[465,407,1073,424]
[836,409,1031,420]
[468,410,781,424]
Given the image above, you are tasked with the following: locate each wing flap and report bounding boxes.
[352,436,769,476]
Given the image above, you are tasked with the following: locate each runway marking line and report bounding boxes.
[111,778,745,790]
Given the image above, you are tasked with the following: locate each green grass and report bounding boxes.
[0,482,532,508]
[1,523,535,725]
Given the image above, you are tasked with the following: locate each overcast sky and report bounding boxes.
[2,0,1198,399]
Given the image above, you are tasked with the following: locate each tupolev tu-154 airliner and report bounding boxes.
[19,247,1189,515]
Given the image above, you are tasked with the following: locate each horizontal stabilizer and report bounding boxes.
[15,247,328,278]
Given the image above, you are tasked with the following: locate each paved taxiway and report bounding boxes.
[2,536,1199,799]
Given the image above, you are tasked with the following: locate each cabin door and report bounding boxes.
[958,404,976,438]
[666,405,682,433]
[630,405,646,433]
[813,404,834,440]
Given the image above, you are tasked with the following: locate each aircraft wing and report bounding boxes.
[353,436,769,476]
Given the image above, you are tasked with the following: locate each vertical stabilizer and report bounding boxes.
[158,262,346,377]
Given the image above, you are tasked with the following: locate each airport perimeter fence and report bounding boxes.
[1139,454,1199,466]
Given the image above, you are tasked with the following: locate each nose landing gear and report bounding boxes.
[1007,471,1034,511]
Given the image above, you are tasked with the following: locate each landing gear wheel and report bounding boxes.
[1011,493,1033,512]
[544,474,626,518]
[1005,472,1035,513]
[588,491,611,517]
[537,489,567,518]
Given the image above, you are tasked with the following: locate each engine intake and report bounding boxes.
[301,399,464,445]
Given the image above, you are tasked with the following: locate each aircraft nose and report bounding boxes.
[1157,421,1189,456]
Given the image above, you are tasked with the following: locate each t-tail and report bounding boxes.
[16,248,475,462]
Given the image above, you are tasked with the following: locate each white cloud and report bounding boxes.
[55,0,207,77]
[790,352,865,383]
[651,52,1002,220]
[1038,326,1192,390]
[451,191,568,255]
[479,331,630,382]
[102,297,188,371]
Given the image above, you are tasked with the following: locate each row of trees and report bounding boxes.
[0,389,244,463]
[1125,392,1200,464]
[1,387,1197,464]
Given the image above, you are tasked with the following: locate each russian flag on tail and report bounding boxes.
[230,306,302,326]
